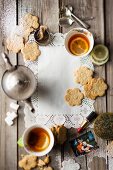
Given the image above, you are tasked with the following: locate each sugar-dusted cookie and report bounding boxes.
[23,27,34,42]
[10,25,34,43]
[21,42,41,61]
[65,88,84,106]
[75,66,93,85]
[6,34,24,53]
[19,155,37,170]
[84,78,107,100]
[21,13,39,29]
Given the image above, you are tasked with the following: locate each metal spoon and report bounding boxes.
[59,17,74,27]
[64,5,90,29]
[60,8,95,22]
[60,5,73,15]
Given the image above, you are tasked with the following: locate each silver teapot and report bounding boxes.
[1,53,37,112]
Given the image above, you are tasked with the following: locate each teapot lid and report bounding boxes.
[2,65,37,100]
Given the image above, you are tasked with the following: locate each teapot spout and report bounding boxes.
[1,52,13,70]
[23,98,35,113]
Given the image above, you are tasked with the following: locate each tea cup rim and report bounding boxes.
[23,124,54,156]
[65,27,94,57]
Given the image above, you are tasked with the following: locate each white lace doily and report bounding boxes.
[24,33,95,128]
[62,159,80,170]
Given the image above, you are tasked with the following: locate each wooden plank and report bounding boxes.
[86,0,107,168]
[0,0,17,169]
[105,0,113,169]
[17,0,61,170]
[60,0,107,169]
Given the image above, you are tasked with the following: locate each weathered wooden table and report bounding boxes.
[0,0,113,169]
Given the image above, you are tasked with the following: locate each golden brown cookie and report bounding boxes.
[43,167,53,170]
[75,66,93,85]
[37,156,50,167]
[18,155,37,170]
[37,159,46,167]
[21,42,41,61]
[65,88,84,106]
[6,13,39,53]
[10,25,34,43]
[43,155,50,164]
[84,78,107,100]
[6,34,24,53]
[22,27,34,42]
[21,13,39,29]
[51,125,67,145]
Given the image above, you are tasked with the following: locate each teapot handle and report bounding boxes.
[1,53,13,70]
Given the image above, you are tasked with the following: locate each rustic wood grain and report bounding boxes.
[0,0,17,169]
[105,0,113,169]
[17,1,61,170]
[83,0,107,169]
[0,0,113,169]
[86,0,107,169]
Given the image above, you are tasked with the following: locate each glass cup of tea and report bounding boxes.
[23,124,54,156]
[65,28,94,57]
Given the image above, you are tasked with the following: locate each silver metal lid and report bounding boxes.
[2,66,37,100]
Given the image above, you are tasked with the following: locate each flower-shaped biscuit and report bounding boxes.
[21,13,39,29]
[6,34,24,53]
[18,155,37,170]
[84,78,107,100]
[75,66,93,85]
[22,27,34,42]
[21,42,41,61]
[65,88,84,106]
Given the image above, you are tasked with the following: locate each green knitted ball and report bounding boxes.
[94,112,113,140]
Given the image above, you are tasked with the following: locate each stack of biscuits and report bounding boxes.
[19,155,53,170]
[6,13,41,61]
[65,66,108,106]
